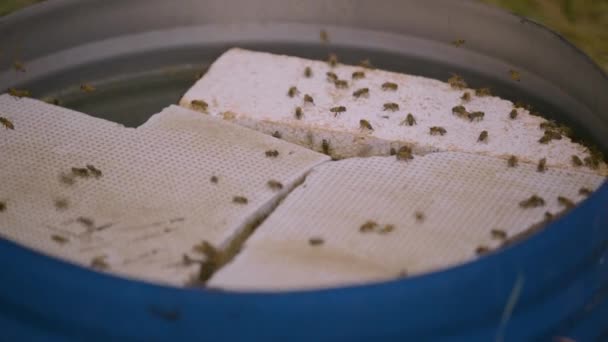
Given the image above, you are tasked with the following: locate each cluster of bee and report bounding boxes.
[359,220,395,234]
[451,105,485,122]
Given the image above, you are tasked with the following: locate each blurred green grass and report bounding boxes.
[2,0,607,72]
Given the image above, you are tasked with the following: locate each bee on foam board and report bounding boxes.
[267,180,284,191]
[322,139,330,155]
[304,66,313,78]
[326,71,338,82]
[383,103,399,112]
[360,119,373,131]
[288,86,299,98]
[309,237,324,246]
[381,82,398,91]
[295,106,303,120]
[519,195,545,208]
[452,105,468,118]
[303,94,314,104]
[330,106,346,117]
[509,109,518,120]
[352,71,365,80]
[328,53,338,67]
[396,146,413,161]
[353,88,369,98]
[478,130,488,142]
[507,155,518,167]
[537,158,547,172]
[191,100,209,113]
[51,234,69,244]
[0,117,14,130]
[232,196,248,204]
[90,255,109,270]
[461,92,471,102]
[334,79,348,89]
[265,150,279,158]
[359,59,374,69]
[467,111,484,122]
[429,126,447,136]
[86,164,102,178]
[400,113,416,126]
[475,87,491,97]
[448,74,467,90]
[359,220,378,233]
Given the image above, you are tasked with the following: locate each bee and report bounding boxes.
[475,246,490,256]
[452,39,465,47]
[447,74,467,90]
[490,229,507,240]
[267,180,284,191]
[86,164,102,178]
[232,196,248,204]
[383,102,399,111]
[353,87,369,98]
[334,79,348,89]
[475,87,491,97]
[0,201,6,212]
[54,198,69,210]
[309,237,324,246]
[537,158,547,172]
[579,187,592,196]
[544,211,554,221]
[90,255,109,270]
[71,167,90,178]
[352,71,365,80]
[14,60,26,72]
[467,111,484,121]
[8,88,30,98]
[326,71,338,82]
[80,84,95,93]
[304,66,312,78]
[360,119,373,131]
[519,195,545,208]
[359,59,374,69]
[210,175,218,184]
[381,82,398,91]
[507,155,518,167]
[303,94,314,104]
[538,130,562,144]
[514,101,533,111]
[59,173,76,186]
[400,113,416,126]
[190,99,208,112]
[584,156,600,170]
[359,220,378,233]
[429,126,447,136]
[328,53,338,67]
[295,106,303,120]
[378,224,395,234]
[330,106,346,117]
[320,29,329,43]
[51,234,68,244]
[509,109,518,119]
[557,196,575,209]
[265,149,279,158]
[322,139,330,155]
[478,130,488,142]
[539,121,559,130]
[509,70,521,81]
[461,92,471,102]
[396,146,413,161]
[272,131,282,139]
[0,117,14,130]
[288,86,299,98]
[192,240,218,259]
[76,216,95,228]
[452,105,468,118]
[390,148,396,155]
[414,211,425,222]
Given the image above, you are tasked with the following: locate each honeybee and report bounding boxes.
[51,234,68,244]
[383,102,399,111]
[360,119,373,131]
[76,216,95,228]
[295,106,303,120]
[54,198,69,210]
[353,87,369,98]
[381,82,398,91]
[288,86,299,97]
[0,117,14,130]
[579,187,592,196]
[334,79,348,89]
[537,158,547,172]
[490,229,507,240]
[90,255,109,270]
[414,211,425,222]
[322,139,330,155]
[509,109,518,119]
[328,53,338,67]
[359,59,374,69]
[467,111,484,121]
[519,195,545,208]
[461,92,471,102]
[584,156,600,170]
[272,131,282,139]
[544,211,554,221]
[265,150,279,158]
[14,60,26,72]
[429,126,447,136]
[539,121,558,130]
[320,30,329,43]
[400,113,416,126]
[80,84,96,93]
[330,106,346,117]
[71,167,90,178]
[452,105,468,118]
[379,224,395,234]
[0,201,6,212]
[478,130,488,142]
[507,155,518,167]
[232,196,248,204]
[539,130,562,144]
[210,175,219,184]
[326,71,338,82]
[509,70,521,81]
[86,164,102,178]
[447,74,467,90]
[191,99,208,112]
[352,71,365,80]
[475,88,491,97]
[452,39,465,47]
[475,246,490,256]
[359,220,378,233]
[304,66,312,78]
[8,88,30,98]
[309,237,324,246]
[303,94,314,104]
[396,146,413,161]
[267,180,284,191]
[193,240,218,259]
[557,196,575,209]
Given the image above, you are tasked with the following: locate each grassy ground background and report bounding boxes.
[1,0,607,71]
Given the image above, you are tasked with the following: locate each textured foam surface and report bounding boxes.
[0,96,328,286]
[180,48,605,174]
[209,153,605,291]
